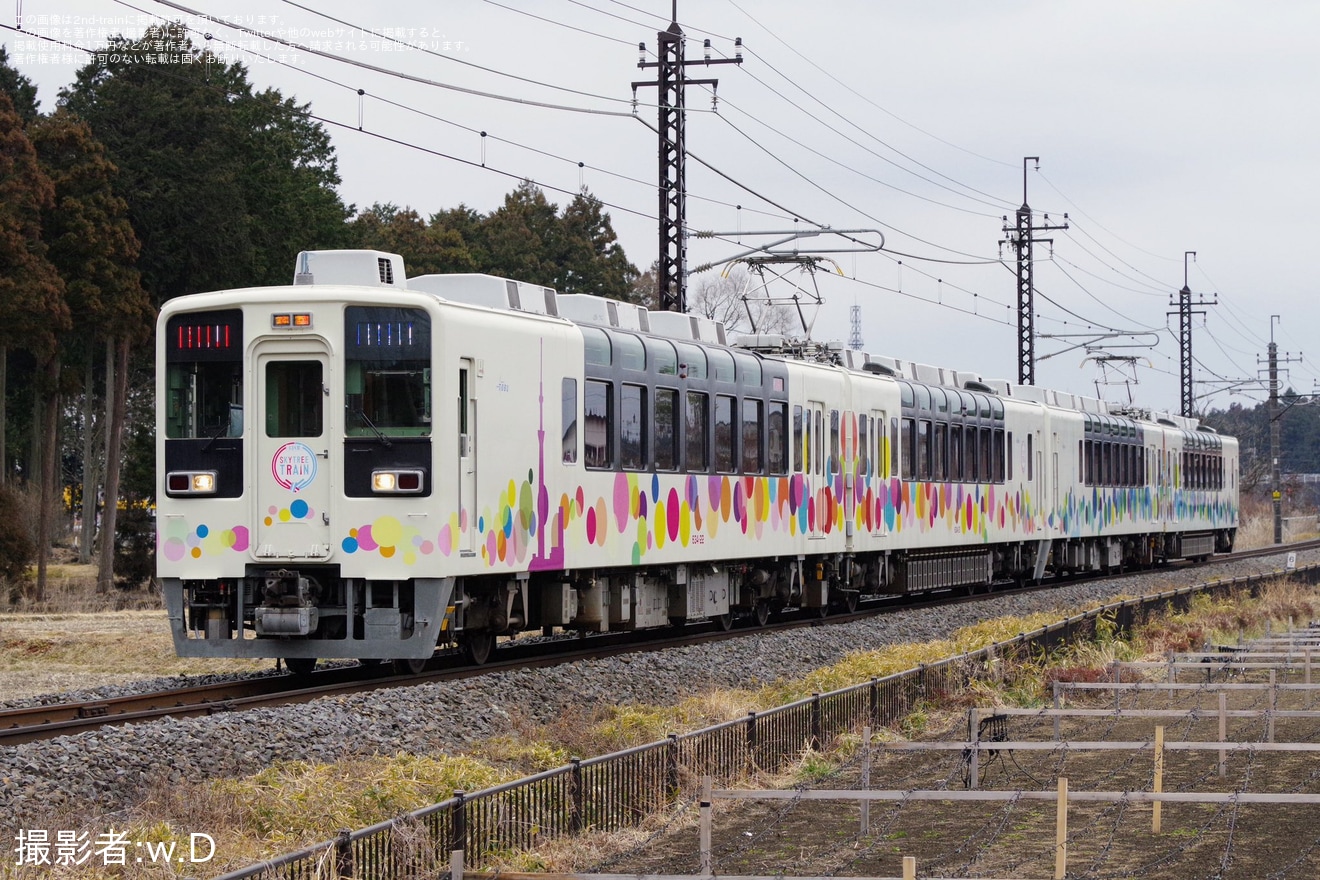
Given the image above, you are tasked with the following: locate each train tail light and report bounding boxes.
[167,471,218,495]
[372,469,425,494]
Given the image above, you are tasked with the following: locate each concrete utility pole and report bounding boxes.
[633,2,742,313]
[1167,251,1217,418]
[1000,157,1068,385]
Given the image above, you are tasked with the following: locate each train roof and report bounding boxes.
[287,249,1207,433]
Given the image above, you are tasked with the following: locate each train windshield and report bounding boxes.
[345,306,432,436]
[164,309,244,439]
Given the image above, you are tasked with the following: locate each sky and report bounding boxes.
[3,0,1317,417]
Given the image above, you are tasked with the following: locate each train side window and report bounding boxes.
[584,380,613,468]
[709,349,735,383]
[649,338,678,376]
[965,425,978,481]
[561,378,578,464]
[901,418,914,480]
[950,422,963,481]
[686,392,709,471]
[675,342,707,380]
[617,334,646,371]
[735,352,762,387]
[715,394,737,473]
[582,327,611,366]
[933,422,947,481]
[1026,433,1034,482]
[769,402,788,475]
[621,384,647,470]
[830,410,840,474]
[890,417,899,479]
[266,361,323,437]
[993,429,1005,483]
[654,388,678,471]
[917,420,931,480]
[1079,440,1086,485]
[979,427,991,480]
[807,411,818,477]
[793,405,804,472]
[858,415,869,476]
[742,399,763,473]
[1007,431,1014,481]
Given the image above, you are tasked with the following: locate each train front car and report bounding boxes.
[158,251,452,673]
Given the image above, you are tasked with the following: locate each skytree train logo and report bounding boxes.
[272,442,318,492]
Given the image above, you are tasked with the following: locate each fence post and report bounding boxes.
[335,829,354,880]
[1268,669,1277,743]
[745,711,757,775]
[449,849,464,880]
[811,693,823,750]
[1053,681,1062,741]
[666,734,680,798]
[902,855,916,880]
[699,776,713,876]
[1218,691,1227,778]
[570,758,584,833]
[860,726,871,836]
[967,707,979,790]
[869,677,880,727]
[451,791,466,865]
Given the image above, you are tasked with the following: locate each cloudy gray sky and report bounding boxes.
[4,1,1316,414]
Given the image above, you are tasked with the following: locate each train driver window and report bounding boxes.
[165,310,243,440]
[345,307,431,437]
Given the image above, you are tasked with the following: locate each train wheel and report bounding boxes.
[754,601,771,627]
[285,657,316,676]
[392,658,428,675]
[844,591,859,614]
[816,604,830,619]
[715,612,734,631]
[462,632,496,665]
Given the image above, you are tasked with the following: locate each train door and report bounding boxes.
[458,358,477,555]
[808,400,826,539]
[254,342,333,559]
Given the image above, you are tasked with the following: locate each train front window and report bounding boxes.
[166,361,243,439]
[345,307,432,436]
[266,361,323,437]
[164,309,243,440]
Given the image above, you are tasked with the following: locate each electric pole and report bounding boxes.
[849,303,864,350]
[1166,251,1217,418]
[1261,316,1303,544]
[1000,157,1068,385]
[633,3,742,313]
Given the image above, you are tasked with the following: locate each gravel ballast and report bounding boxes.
[1,549,1315,832]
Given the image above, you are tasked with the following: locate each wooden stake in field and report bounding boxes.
[1153,725,1165,834]
[1055,776,1068,880]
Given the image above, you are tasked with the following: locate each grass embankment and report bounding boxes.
[16,578,1314,878]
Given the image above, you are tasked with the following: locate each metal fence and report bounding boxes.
[212,564,1318,880]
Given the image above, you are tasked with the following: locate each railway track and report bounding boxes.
[4,540,1317,746]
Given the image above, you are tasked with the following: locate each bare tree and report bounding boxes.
[687,269,796,336]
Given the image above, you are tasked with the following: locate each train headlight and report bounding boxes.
[372,469,424,494]
[166,471,218,495]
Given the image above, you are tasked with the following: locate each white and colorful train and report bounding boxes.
[157,250,1239,671]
